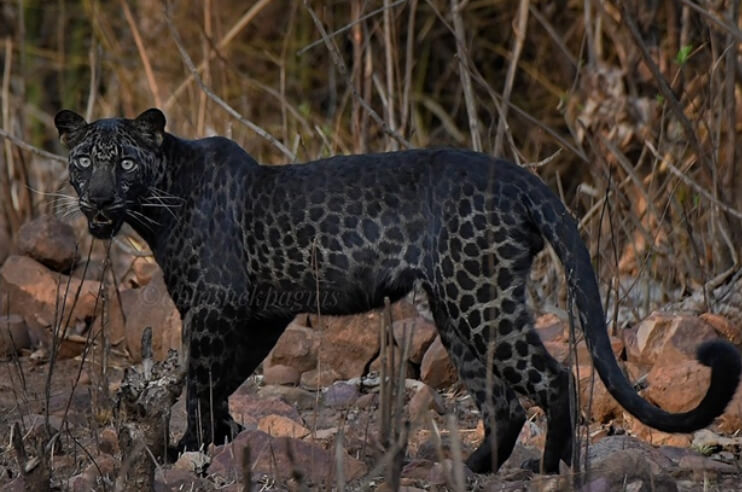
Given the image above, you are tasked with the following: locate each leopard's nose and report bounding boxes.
[89,194,115,210]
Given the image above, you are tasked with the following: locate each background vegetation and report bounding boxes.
[1,0,741,317]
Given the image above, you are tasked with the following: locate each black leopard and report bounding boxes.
[54,108,741,474]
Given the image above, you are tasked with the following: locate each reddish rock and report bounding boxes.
[408,383,446,422]
[700,312,742,345]
[0,255,101,352]
[575,337,624,367]
[645,359,711,413]
[209,429,366,486]
[258,414,310,438]
[717,378,742,433]
[269,320,318,373]
[629,313,716,367]
[574,364,620,423]
[392,316,437,364]
[0,314,30,356]
[309,310,380,379]
[535,313,567,342]
[263,363,300,386]
[124,271,181,362]
[391,299,420,320]
[624,412,692,447]
[228,391,303,428]
[420,336,458,389]
[130,257,160,287]
[16,215,79,272]
[300,367,341,390]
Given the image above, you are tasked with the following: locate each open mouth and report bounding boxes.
[87,211,122,238]
[91,211,114,227]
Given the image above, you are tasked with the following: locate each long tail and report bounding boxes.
[526,179,741,433]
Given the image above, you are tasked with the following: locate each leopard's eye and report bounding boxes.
[76,157,92,169]
[120,159,137,171]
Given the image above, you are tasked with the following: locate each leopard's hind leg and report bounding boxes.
[430,275,574,474]
[426,294,526,473]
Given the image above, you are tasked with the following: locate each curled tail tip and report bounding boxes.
[697,339,742,375]
[695,339,741,422]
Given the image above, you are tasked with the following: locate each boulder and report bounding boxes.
[16,215,78,272]
[392,316,437,364]
[0,255,101,354]
[124,271,181,361]
[262,363,300,386]
[209,429,366,486]
[0,314,30,356]
[420,336,458,389]
[309,310,380,379]
[628,313,717,367]
[268,320,319,373]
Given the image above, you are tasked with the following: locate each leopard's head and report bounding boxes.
[54,108,166,239]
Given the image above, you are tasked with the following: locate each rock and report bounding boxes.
[258,385,317,410]
[628,313,716,367]
[356,393,378,408]
[269,319,319,373]
[369,344,416,380]
[0,255,101,352]
[228,390,302,428]
[401,458,436,480]
[0,314,30,356]
[173,451,210,473]
[574,365,620,423]
[420,336,458,389]
[263,363,300,386]
[624,412,692,447]
[676,454,738,475]
[408,383,446,422]
[130,257,160,287]
[716,378,742,433]
[257,414,310,438]
[535,313,567,342]
[124,271,181,362]
[309,311,380,379]
[391,299,420,320]
[155,468,206,491]
[16,215,78,272]
[322,381,360,408]
[583,443,678,492]
[700,312,742,345]
[90,287,135,347]
[300,367,341,390]
[645,359,710,413]
[99,427,119,455]
[0,224,10,266]
[70,259,105,281]
[543,340,570,364]
[209,429,366,486]
[392,317,437,364]
[575,337,624,367]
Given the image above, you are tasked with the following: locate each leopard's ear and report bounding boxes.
[54,110,87,147]
[133,108,166,146]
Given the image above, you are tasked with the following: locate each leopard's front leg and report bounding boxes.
[175,307,290,451]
